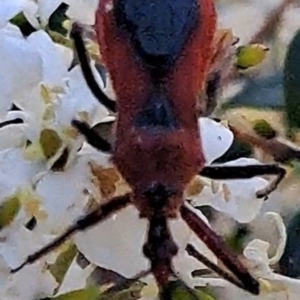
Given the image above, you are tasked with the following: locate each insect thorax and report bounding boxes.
[114,0,199,71]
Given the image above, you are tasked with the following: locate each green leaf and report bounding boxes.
[99,280,145,300]
[291,161,300,178]
[42,280,145,300]
[284,29,300,131]
[42,287,100,300]
[252,119,277,139]
[10,12,36,36]
[46,30,73,49]
[48,3,69,36]
[48,243,77,287]
[39,129,62,159]
[225,225,249,253]
[236,44,269,69]
[0,196,21,230]
[194,289,216,300]
[160,280,216,300]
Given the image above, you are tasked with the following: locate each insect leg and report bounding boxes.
[70,22,117,113]
[186,243,246,290]
[143,215,178,288]
[180,203,260,295]
[72,119,112,153]
[0,118,23,128]
[10,193,131,273]
[199,164,286,199]
[200,71,222,117]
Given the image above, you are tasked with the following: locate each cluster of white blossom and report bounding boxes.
[0,1,299,300]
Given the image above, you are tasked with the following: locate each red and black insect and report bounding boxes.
[11,0,286,295]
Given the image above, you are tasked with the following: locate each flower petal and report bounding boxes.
[75,205,192,278]
[27,30,69,87]
[199,118,233,164]
[264,212,286,265]
[64,0,99,25]
[192,158,269,223]
[35,159,92,233]
[56,259,95,296]
[0,125,27,151]
[0,225,58,300]
[0,0,27,29]
[0,26,42,115]
[22,1,39,28]
[57,64,108,126]
[0,149,43,200]
[74,205,149,277]
[37,0,63,25]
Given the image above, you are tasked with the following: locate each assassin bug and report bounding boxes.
[11,0,286,295]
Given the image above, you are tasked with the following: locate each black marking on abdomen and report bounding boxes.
[134,89,179,131]
[114,0,199,72]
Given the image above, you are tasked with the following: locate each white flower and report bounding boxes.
[0,0,64,29]
[0,223,58,300]
[200,118,233,164]
[34,160,92,233]
[36,0,63,25]
[0,24,42,115]
[0,0,100,29]
[26,30,72,88]
[0,149,43,201]
[0,261,57,300]
[212,212,300,300]
[56,64,109,127]
[56,259,95,296]
[193,118,271,223]
[0,15,112,298]
[0,111,28,150]
[64,0,99,25]
[191,158,269,223]
[74,203,217,284]
[0,0,27,29]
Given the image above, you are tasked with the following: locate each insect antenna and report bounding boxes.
[70,22,117,113]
